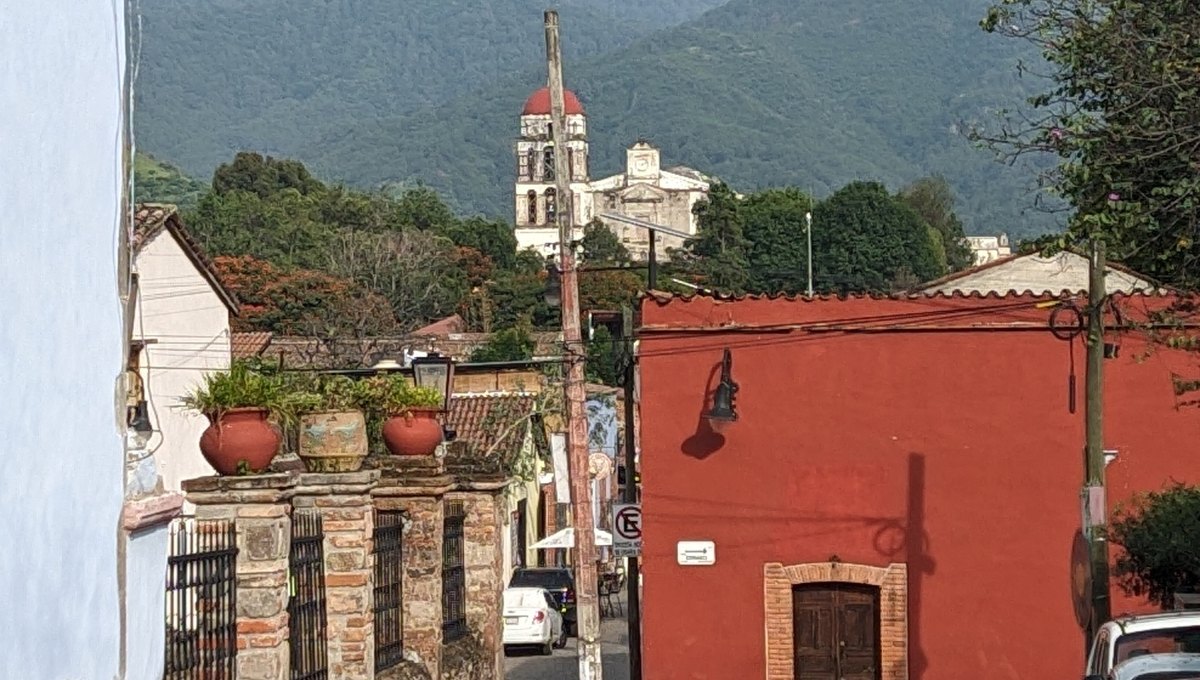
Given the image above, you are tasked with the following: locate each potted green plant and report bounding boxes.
[361,374,445,456]
[181,361,307,475]
[297,375,370,473]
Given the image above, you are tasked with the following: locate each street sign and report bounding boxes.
[611,503,642,558]
[676,540,715,566]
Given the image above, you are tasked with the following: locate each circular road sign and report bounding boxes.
[614,506,642,541]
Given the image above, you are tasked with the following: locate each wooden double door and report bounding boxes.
[792,583,880,680]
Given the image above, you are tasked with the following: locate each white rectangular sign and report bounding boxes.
[611,503,642,558]
[676,540,715,566]
[551,433,570,503]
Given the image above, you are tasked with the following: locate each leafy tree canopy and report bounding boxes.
[981,0,1200,289]
[580,219,631,265]
[470,323,537,363]
[1109,484,1200,608]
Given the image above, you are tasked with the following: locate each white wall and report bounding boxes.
[134,228,229,491]
[0,1,127,677]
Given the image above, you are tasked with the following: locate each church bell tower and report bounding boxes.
[514,85,592,234]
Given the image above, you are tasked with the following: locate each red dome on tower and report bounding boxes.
[522,86,585,116]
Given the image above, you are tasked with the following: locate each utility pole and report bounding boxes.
[804,211,814,297]
[1084,238,1112,643]
[621,304,643,680]
[545,10,603,679]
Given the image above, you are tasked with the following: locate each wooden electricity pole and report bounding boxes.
[545,10,603,679]
[1085,238,1112,642]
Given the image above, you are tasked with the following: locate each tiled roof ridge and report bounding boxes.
[133,203,240,315]
[642,288,1173,305]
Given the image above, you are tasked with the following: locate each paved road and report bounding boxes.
[504,601,632,680]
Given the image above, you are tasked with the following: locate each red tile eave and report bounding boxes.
[637,289,1183,333]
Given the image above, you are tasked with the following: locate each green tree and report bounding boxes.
[684,182,751,293]
[1109,484,1200,608]
[211,152,323,199]
[897,176,973,272]
[470,324,536,363]
[443,217,519,271]
[580,219,631,264]
[586,325,620,386]
[392,186,457,233]
[741,188,814,294]
[187,188,336,270]
[981,0,1200,289]
[813,182,943,293]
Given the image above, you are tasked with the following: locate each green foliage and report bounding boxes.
[898,176,974,272]
[179,360,314,425]
[980,0,1200,288]
[741,188,815,294]
[136,0,1046,238]
[1109,484,1200,607]
[470,324,537,363]
[133,153,207,210]
[580,219,631,264]
[358,374,443,416]
[685,182,752,293]
[212,152,323,198]
[812,182,943,293]
[585,325,620,386]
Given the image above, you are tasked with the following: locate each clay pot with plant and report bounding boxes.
[181,362,307,476]
[296,375,370,473]
[362,374,445,456]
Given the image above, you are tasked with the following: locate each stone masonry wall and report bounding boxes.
[375,481,448,679]
[451,489,505,680]
[184,474,296,680]
[293,471,379,680]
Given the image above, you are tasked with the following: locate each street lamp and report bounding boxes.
[411,353,457,441]
[805,211,814,297]
[703,348,738,432]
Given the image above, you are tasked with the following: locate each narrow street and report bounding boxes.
[504,599,633,680]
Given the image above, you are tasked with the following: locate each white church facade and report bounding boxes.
[513,86,712,260]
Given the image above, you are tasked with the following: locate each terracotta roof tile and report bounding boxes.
[447,393,537,461]
[412,314,467,336]
[231,331,274,359]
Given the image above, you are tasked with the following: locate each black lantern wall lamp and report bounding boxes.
[411,353,458,442]
[704,348,739,430]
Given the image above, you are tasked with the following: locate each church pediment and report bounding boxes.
[615,182,668,202]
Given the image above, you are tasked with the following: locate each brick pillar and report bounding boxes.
[183,473,297,680]
[293,471,380,680]
[454,484,507,680]
[373,460,452,679]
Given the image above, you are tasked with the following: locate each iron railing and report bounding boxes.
[289,511,329,680]
[442,501,468,643]
[164,517,238,680]
[373,509,406,672]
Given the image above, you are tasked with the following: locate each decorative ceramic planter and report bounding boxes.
[298,410,368,472]
[382,409,443,456]
[199,407,281,475]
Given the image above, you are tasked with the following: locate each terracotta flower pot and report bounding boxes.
[298,410,368,472]
[382,409,444,456]
[199,407,281,475]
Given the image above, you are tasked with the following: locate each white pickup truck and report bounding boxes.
[1085,611,1200,679]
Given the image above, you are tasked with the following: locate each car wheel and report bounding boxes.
[554,625,567,649]
[541,639,553,656]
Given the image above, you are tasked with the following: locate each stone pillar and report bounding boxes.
[373,459,452,679]
[292,471,380,680]
[454,483,507,680]
[183,473,297,680]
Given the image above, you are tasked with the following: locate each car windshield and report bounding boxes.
[510,570,573,589]
[1130,674,1200,680]
[1117,628,1200,664]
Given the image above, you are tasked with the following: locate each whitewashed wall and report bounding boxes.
[134,228,229,491]
[0,1,127,676]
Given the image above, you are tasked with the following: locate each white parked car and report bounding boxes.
[502,587,566,655]
[1111,652,1200,680]
[1085,611,1200,679]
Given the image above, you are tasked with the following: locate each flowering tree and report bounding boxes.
[978,0,1200,290]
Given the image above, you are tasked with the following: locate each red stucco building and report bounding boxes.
[636,292,1200,680]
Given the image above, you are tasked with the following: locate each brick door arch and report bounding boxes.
[763,561,908,680]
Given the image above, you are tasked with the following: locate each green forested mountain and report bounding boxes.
[135,0,724,172]
[134,153,208,210]
[136,0,1056,239]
